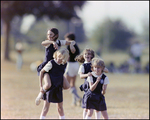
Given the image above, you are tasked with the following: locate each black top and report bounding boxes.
[67,43,80,62]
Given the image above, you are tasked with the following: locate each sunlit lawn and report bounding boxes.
[1,50,149,119]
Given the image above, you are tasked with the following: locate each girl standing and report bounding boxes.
[35,28,75,105]
[84,58,109,119]
[75,48,108,119]
[38,48,69,119]
[75,48,95,119]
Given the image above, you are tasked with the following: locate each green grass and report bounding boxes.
[1,50,149,119]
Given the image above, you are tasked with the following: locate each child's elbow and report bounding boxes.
[40,69,46,74]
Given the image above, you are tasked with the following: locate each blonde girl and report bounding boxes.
[85,58,109,119]
[75,48,108,119]
[36,28,75,105]
[37,48,69,119]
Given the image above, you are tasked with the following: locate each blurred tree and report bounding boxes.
[89,18,135,53]
[1,1,86,60]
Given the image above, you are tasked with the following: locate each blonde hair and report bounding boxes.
[75,48,95,63]
[53,48,69,64]
[91,58,105,72]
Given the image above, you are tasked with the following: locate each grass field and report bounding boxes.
[1,50,149,119]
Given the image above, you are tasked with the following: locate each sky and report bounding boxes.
[76,1,149,37]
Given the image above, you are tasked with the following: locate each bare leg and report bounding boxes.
[85,109,93,119]
[63,76,70,90]
[35,73,51,105]
[56,102,65,119]
[83,109,88,119]
[95,110,101,119]
[43,73,51,91]
[40,100,50,119]
[101,110,109,119]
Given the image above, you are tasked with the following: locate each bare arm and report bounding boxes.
[66,41,76,54]
[42,40,58,49]
[65,40,75,45]
[79,72,92,79]
[102,84,107,95]
[89,77,101,91]
[41,40,55,46]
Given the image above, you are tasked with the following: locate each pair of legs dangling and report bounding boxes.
[35,73,70,106]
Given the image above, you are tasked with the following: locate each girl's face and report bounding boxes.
[93,66,103,75]
[56,52,64,64]
[47,30,55,41]
[83,51,92,62]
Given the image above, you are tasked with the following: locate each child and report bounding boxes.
[64,32,82,106]
[84,58,109,119]
[38,48,69,119]
[35,28,75,105]
[75,48,108,119]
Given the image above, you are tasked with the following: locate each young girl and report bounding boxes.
[64,32,82,106]
[84,58,109,119]
[75,48,108,119]
[35,28,75,105]
[38,48,70,119]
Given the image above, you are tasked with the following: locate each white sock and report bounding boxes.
[40,115,45,119]
[95,111,101,119]
[85,116,91,119]
[59,115,65,119]
[83,110,87,119]
[37,92,43,99]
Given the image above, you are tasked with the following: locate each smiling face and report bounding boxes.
[91,58,105,75]
[56,52,64,64]
[83,50,92,62]
[93,66,103,75]
[47,30,55,41]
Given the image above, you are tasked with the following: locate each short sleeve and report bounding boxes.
[43,61,53,72]
[87,76,93,83]
[78,64,85,74]
[59,40,66,46]
[104,76,109,85]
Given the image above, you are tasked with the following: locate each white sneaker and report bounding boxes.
[35,92,43,106]
[35,97,41,106]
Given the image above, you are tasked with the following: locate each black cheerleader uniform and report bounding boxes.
[37,40,61,76]
[44,59,67,103]
[82,73,107,111]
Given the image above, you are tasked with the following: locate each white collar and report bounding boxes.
[92,72,103,78]
[84,61,91,64]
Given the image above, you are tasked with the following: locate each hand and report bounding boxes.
[40,87,44,93]
[53,42,58,49]
[88,72,92,76]
[102,90,106,95]
[71,41,76,46]
[97,77,101,82]
[70,44,75,53]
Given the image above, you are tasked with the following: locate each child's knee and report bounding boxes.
[43,106,49,114]
[88,110,93,116]
[57,105,63,112]
[45,84,51,90]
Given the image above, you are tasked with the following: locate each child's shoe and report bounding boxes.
[35,92,43,106]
